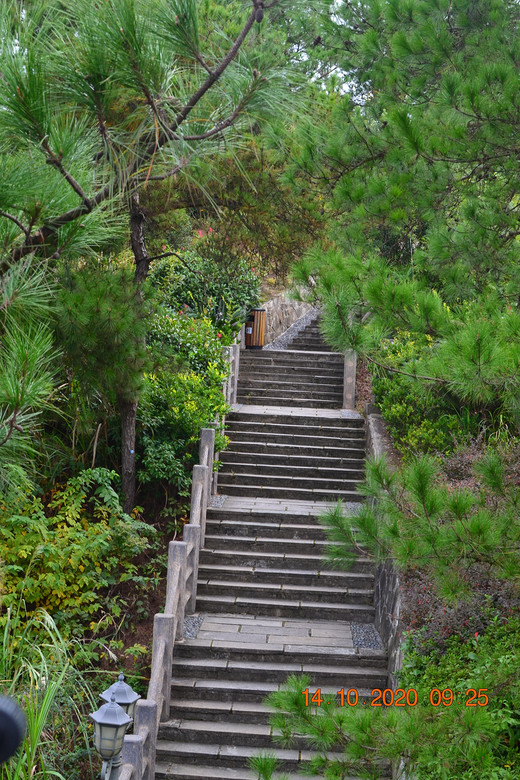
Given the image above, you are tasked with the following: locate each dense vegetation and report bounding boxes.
[0,0,300,775]
[251,0,520,777]
[2,0,520,777]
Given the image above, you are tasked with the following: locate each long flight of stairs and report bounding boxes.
[155,318,388,780]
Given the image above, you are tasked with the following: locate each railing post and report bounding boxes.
[199,426,215,506]
[121,736,143,780]
[189,464,205,521]
[343,349,357,409]
[231,343,240,403]
[238,324,246,350]
[166,541,187,640]
[133,700,157,780]
[150,614,174,722]
[222,345,232,403]
[183,523,201,614]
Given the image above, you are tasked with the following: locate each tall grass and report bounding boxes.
[0,607,96,780]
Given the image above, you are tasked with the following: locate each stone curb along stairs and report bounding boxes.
[153,320,390,779]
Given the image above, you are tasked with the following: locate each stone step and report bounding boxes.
[197,563,374,589]
[217,463,365,483]
[288,338,330,347]
[236,395,342,409]
[225,430,365,448]
[198,549,373,573]
[195,594,375,622]
[227,412,364,427]
[239,351,343,365]
[164,698,274,724]
[218,440,365,458]
[238,378,342,392]
[287,341,331,349]
[225,421,365,438]
[155,761,316,780]
[159,718,274,748]
[197,580,374,605]
[219,449,366,468]
[237,387,344,403]
[205,509,328,523]
[240,367,343,381]
[218,472,363,493]
[217,483,364,501]
[155,741,349,774]
[203,534,330,554]
[169,677,377,704]
[204,517,327,538]
[174,642,387,668]
[238,362,343,375]
[236,378,342,393]
[171,657,385,687]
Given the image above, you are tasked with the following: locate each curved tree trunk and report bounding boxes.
[131,191,150,285]
[119,396,138,513]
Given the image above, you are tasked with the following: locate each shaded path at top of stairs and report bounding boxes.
[155,318,388,780]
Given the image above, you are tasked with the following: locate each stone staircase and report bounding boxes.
[155,320,387,780]
[286,321,332,352]
[236,350,344,408]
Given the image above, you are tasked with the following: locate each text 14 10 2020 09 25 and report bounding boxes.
[301,687,489,707]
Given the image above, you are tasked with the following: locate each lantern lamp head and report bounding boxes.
[100,673,140,718]
[89,694,132,760]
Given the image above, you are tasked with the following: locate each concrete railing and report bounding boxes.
[118,423,217,779]
[343,350,357,409]
[222,343,240,405]
[365,404,403,688]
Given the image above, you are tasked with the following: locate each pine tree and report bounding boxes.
[0,0,310,507]
[288,0,520,428]
[0,261,56,491]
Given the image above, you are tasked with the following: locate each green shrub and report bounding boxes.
[372,331,477,458]
[148,248,260,337]
[139,368,228,491]
[0,468,155,632]
[0,608,97,780]
[139,309,230,493]
[148,307,231,372]
[398,616,520,777]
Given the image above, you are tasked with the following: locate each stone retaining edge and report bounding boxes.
[365,405,403,688]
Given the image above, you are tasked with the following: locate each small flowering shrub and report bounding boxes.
[148,249,260,337]
[402,569,520,653]
[0,469,155,634]
[148,307,232,371]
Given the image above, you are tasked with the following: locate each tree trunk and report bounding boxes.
[120,191,151,512]
[119,396,138,513]
[130,191,150,284]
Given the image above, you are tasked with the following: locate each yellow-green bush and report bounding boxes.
[0,469,155,632]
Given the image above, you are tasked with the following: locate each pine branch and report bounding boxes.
[0,407,23,448]
[365,354,449,385]
[6,1,261,268]
[135,160,189,182]
[147,250,205,279]
[0,210,29,236]
[42,139,92,208]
